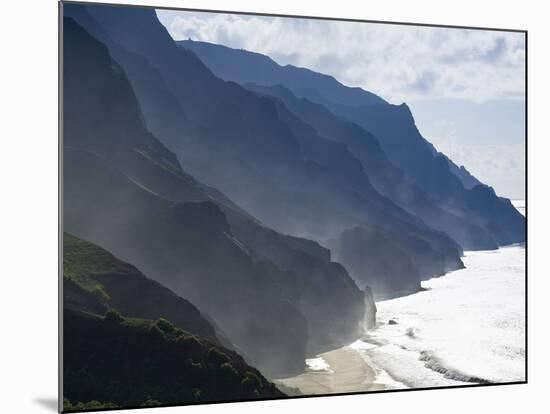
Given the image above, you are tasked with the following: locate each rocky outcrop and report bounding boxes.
[328,226,423,298]
[363,287,377,330]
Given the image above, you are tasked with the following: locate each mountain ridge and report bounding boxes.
[180,39,525,249]
[244,82,498,252]
[177,39,481,190]
[66,4,465,293]
[179,39,387,108]
[62,13,370,377]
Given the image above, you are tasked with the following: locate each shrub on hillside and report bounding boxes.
[103,308,123,325]
[207,347,229,366]
[155,318,175,333]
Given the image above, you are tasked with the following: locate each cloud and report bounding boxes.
[407,70,440,94]
[156,10,526,198]
[156,10,526,103]
[481,37,507,62]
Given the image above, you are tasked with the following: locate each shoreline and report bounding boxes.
[274,344,386,395]
[274,236,526,395]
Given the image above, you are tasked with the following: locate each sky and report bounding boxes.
[157,10,526,199]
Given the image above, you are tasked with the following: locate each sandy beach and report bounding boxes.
[274,345,385,395]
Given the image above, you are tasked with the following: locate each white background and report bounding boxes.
[0,0,547,413]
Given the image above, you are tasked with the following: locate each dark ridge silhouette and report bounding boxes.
[238,83,468,289]
[65,4,465,298]
[181,40,525,248]
[63,15,306,376]
[177,39,386,108]
[178,40,479,188]
[452,164,483,190]
[327,227,422,299]
[244,82,497,252]
[62,15,369,376]
[422,139,482,189]
[330,102,525,246]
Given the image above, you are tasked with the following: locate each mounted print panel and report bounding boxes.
[60,1,526,412]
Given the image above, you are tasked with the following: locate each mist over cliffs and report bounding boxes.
[65,4,470,299]
[177,39,524,291]
[62,9,370,381]
[62,3,525,407]
[181,40,525,248]
[63,233,284,408]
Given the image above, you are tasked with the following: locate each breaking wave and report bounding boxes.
[352,244,525,389]
[419,351,493,384]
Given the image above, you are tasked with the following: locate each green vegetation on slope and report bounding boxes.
[63,309,284,411]
[63,232,219,343]
[63,232,128,301]
[62,15,310,376]
[63,234,285,410]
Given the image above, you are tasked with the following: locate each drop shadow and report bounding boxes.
[33,397,58,412]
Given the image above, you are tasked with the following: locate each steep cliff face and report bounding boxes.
[323,102,525,247]
[70,5,369,243]
[327,227,422,299]
[221,209,365,353]
[244,83,498,252]
[241,85,466,291]
[178,39,386,107]
[63,16,307,376]
[182,40,524,250]
[62,15,367,376]
[65,4,464,298]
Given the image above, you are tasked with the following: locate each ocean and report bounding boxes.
[350,200,526,389]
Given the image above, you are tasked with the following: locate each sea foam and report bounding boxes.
[354,244,525,389]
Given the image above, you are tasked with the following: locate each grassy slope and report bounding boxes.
[63,234,285,410]
[63,232,219,343]
[63,309,284,411]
